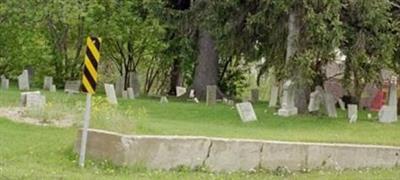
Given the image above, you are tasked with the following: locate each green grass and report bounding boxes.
[1,88,400,179]
[1,118,400,179]
[1,88,400,146]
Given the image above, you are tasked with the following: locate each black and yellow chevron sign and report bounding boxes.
[81,37,101,94]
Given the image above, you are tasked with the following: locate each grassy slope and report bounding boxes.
[1,88,400,146]
[1,118,400,179]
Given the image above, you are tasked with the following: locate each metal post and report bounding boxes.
[79,93,92,167]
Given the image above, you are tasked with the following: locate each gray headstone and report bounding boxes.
[379,105,398,123]
[176,86,186,97]
[43,76,53,90]
[1,77,9,90]
[236,102,257,122]
[337,98,346,111]
[129,72,141,97]
[115,77,124,97]
[160,96,169,104]
[20,91,45,108]
[348,104,358,123]
[324,93,337,118]
[278,80,298,116]
[64,80,81,93]
[308,86,324,112]
[104,84,118,105]
[388,76,397,107]
[127,87,135,100]
[122,91,128,99]
[269,85,279,107]
[251,89,259,103]
[50,85,57,92]
[194,97,200,104]
[206,85,217,106]
[18,70,30,91]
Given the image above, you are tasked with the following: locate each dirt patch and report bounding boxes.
[0,107,76,128]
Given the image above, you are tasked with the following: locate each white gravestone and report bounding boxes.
[176,86,187,97]
[278,80,298,117]
[50,85,56,92]
[337,98,346,111]
[18,70,30,91]
[348,104,358,123]
[104,84,118,105]
[236,102,257,122]
[324,92,337,118]
[308,86,324,112]
[1,77,9,90]
[269,85,279,107]
[127,87,135,100]
[43,76,53,90]
[379,76,398,123]
[189,89,195,98]
[160,96,169,104]
[20,91,45,108]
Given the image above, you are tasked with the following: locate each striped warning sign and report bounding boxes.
[81,37,101,94]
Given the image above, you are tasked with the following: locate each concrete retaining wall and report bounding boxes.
[75,129,400,172]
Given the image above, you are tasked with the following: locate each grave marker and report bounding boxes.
[324,92,337,118]
[269,85,279,107]
[43,76,53,90]
[348,104,358,123]
[176,86,186,97]
[308,86,324,112]
[206,85,217,106]
[1,77,9,90]
[122,91,128,99]
[251,89,259,103]
[50,85,57,92]
[379,76,398,123]
[160,96,169,104]
[18,70,30,91]
[65,80,81,94]
[278,80,298,116]
[115,77,124,97]
[104,84,118,105]
[236,102,257,122]
[127,87,135,100]
[20,91,45,108]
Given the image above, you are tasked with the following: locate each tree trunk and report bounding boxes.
[192,30,219,100]
[168,58,183,96]
[286,10,309,113]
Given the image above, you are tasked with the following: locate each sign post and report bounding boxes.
[79,37,101,168]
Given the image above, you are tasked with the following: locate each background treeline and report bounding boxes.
[0,0,399,106]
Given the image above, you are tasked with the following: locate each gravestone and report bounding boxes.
[308,86,324,113]
[104,84,118,105]
[278,80,298,117]
[206,85,217,106]
[20,91,45,108]
[337,98,346,111]
[129,72,141,97]
[379,76,398,123]
[115,77,124,97]
[64,80,81,94]
[194,97,200,104]
[18,70,30,91]
[236,102,257,122]
[50,85,57,92]
[251,89,259,103]
[189,89,195,98]
[1,77,9,90]
[43,76,53,90]
[176,86,186,97]
[324,92,337,118]
[122,91,128,99]
[160,96,169,104]
[269,85,279,107]
[127,87,135,100]
[348,104,358,123]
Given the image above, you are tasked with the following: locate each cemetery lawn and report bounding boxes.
[2,117,400,179]
[0,88,400,146]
